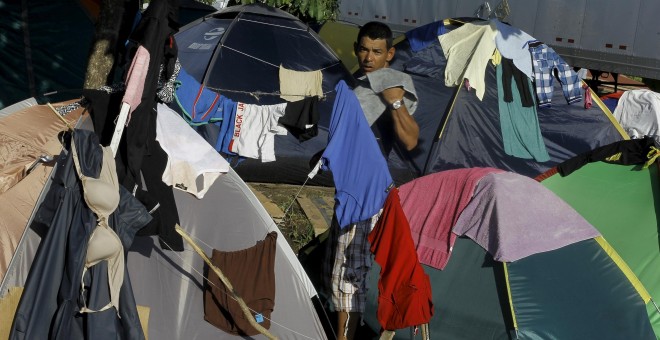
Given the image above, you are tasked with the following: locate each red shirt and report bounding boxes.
[368,188,434,331]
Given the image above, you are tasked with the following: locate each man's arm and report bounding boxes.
[381,87,419,151]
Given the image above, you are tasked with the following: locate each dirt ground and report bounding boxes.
[248,182,334,253]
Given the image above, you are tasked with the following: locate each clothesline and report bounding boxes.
[276,174,312,228]
[204,85,334,101]
[158,233,318,340]
[237,17,308,32]
[221,44,341,72]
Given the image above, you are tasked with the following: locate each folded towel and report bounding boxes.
[353,68,418,125]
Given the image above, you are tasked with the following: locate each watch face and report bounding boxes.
[392,100,402,109]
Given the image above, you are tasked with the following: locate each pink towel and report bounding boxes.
[398,167,503,269]
[122,46,150,124]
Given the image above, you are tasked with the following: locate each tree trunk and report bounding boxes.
[84,0,126,89]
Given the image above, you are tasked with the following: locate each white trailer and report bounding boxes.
[338,0,660,80]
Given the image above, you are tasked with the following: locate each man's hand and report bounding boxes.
[379,86,419,151]
[381,86,405,104]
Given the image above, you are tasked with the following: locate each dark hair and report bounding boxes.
[357,21,393,49]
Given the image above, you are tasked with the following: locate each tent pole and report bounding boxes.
[175,225,278,340]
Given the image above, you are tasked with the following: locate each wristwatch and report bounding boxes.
[390,99,404,110]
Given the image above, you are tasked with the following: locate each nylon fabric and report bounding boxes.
[427,64,623,178]
[9,129,151,340]
[507,239,655,339]
[439,21,497,100]
[363,237,514,339]
[542,162,660,335]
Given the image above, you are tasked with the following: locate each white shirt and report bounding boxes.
[230,102,288,162]
[156,103,230,199]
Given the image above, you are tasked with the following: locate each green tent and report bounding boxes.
[542,161,660,336]
[357,170,657,339]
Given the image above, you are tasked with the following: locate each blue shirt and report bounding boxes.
[174,67,222,125]
[214,97,237,155]
[322,80,393,228]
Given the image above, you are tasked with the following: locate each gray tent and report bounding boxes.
[0,113,328,339]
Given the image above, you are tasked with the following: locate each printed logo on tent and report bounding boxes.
[204,27,225,41]
[187,27,226,50]
[187,42,213,50]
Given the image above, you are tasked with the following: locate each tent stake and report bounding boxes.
[175,224,277,340]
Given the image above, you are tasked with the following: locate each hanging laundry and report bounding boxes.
[156,50,181,104]
[83,88,126,145]
[322,80,393,229]
[556,137,657,176]
[9,130,151,340]
[491,49,501,66]
[494,20,535,80]
[583,84,593,109]
[204,232,277,336]
[399,167,503,269]
[529,44,582,107]
[70,137,125,315]
[368,188,434,331]
[613,89,660,143]
[501,57,534,107]
[156,103,230,199]
[213,97,238,155]
[229,102,288,162]
[83,86,184,252]
[279,65,323,102]
[121,45,150,124]
[497,61,550,162]
[133,134,185,252]
[278,96,320,142]
[439,21,497,100]
[174,67,223,125]
[110,0,185,252]
[453,172,600,262]
[122,0,179,192]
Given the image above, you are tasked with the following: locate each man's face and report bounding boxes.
[355,37,394,74]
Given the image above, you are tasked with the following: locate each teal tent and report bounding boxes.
[542,160,660,336]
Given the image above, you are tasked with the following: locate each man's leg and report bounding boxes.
[337,311,361,340]
[329,216,379,339]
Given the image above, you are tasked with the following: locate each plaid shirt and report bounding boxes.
[324,213,381,313]
[530,44,582,107]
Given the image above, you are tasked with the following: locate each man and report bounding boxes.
[326,22,420,340]
[354,21,420,152]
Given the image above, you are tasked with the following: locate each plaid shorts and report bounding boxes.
[324,213,381,313]
[530,44,582,107]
